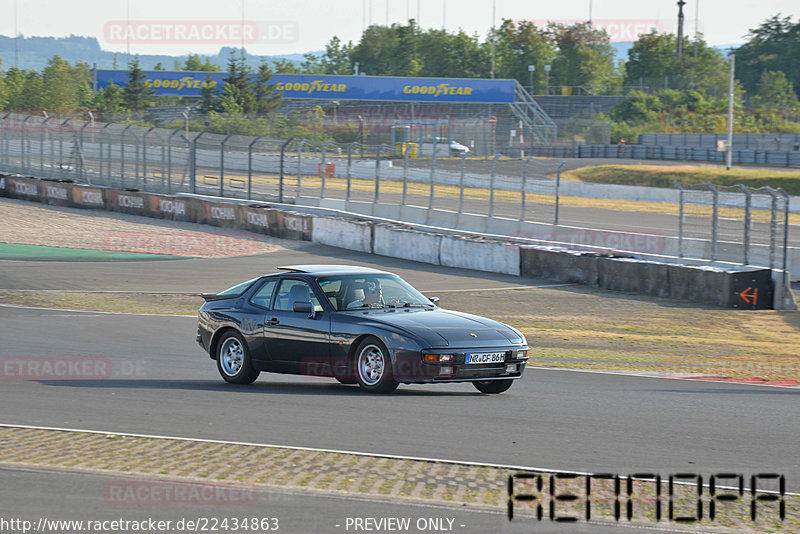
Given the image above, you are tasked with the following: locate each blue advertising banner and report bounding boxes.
[95,70,517,103]
[95,70,226,96]
[270,75,515,103]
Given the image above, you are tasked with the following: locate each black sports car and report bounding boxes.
[197,265,529,393]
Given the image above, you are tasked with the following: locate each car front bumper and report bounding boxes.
[392,347,529,383]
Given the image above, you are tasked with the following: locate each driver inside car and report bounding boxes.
[347,278,383,308]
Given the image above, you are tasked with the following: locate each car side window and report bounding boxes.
[249,279,277,309]
[273,279,323,312]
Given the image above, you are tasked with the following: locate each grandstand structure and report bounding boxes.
[95,70,557,157]
[266,81,557,156]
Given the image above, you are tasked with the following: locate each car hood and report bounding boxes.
[361,308,523,348]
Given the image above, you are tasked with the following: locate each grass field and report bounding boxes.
[562,164,800,195]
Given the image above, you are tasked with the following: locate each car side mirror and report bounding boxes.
[293,301,315,318]
[429,296,440,306]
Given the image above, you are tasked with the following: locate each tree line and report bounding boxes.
[0,15,797,134]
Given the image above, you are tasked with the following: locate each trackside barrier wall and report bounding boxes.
[0,173,793,309]
[439,237,520,276]
[373,225,442,266]
[311,217,373,253]
[518,246,779,309]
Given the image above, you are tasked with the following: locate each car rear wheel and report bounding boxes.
[355,337,398,393]
[473,379,513,394]
[216,331,259,384]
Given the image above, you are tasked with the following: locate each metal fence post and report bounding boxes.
[247,136,262,201]
[56,119,69,178]
[708,182,719,261]
[674,181,685,258]
[64,121,84,183]
[0,114,6,168]
[778,188,790,304]
[142,127,155,188]
[737,184,751,265]
[191,131,205,194]
[0,113,8,168]
[402,144,411,206]
[39,117,51,177]
[220,134,232,198]
[167,129,180,195]
[321,140,333,199]
[458,152,466,214]
[520,156,534,221]
[375,144,388,204]
[428,146,437,210]
[766,187,778,269]
[120,124,132,186]
[489,154,501,218]
[279,137,294,204]
[21,116,32,174]
[101,123,112,186]
[346,142,356,202]
[81,119,93,186]
[555,160,566,226]
[297,139,307,196]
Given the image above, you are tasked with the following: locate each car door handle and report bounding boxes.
[266,318,280,325]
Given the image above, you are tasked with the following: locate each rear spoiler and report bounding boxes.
[200,293,231,302]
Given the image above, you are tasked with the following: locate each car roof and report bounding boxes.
[276,265,392,276]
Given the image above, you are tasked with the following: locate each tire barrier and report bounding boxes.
[519,245,781,309]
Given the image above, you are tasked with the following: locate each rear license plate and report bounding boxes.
[465,352,505,364]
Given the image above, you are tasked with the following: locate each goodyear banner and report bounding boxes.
[95,70,226,96]
[94,70,516,103]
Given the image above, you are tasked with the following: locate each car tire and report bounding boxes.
[216,330,259,384]
[472,379,513,394]
[354,337,398,393]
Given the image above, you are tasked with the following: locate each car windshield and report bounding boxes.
[317,274,434,311]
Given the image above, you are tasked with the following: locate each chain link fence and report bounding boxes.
[0,112,792,276]
[675,182,790,271]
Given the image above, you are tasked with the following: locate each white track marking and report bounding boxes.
[528,366,800,389]
[0,302,194,318]
[424,283,574,293]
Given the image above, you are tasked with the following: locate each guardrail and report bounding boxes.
[0,113,793,281]
[525,143,800,167]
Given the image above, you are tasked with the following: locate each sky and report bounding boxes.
[0,0,797,56]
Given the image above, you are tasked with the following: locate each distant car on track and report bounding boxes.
[197,265,529,393]
[419,137,470,157]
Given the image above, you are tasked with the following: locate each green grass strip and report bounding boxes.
[0,243,187,260]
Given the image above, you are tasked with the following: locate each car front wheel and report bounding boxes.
[355,337,398,393]
[473,379,513,394]
[216,331,259,384]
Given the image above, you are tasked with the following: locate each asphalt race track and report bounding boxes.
[2,303,800,483]
[0,466,645,534]
[2,245,799,532]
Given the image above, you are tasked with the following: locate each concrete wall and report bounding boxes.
[1,173,794,309]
